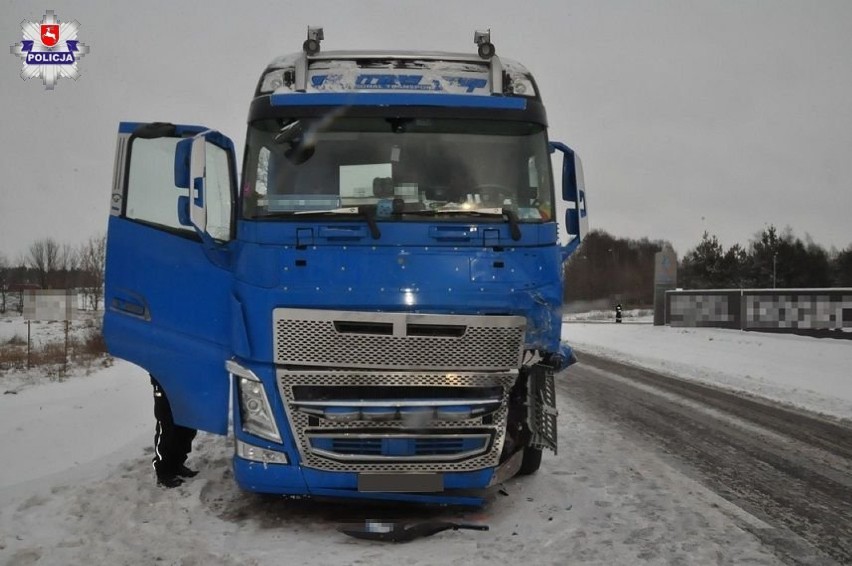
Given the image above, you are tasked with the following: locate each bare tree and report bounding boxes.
[13,253,27,313]
[27,238,61,289]
[78,234,107,310]
[0,252,8,313]
[58,242,80,288]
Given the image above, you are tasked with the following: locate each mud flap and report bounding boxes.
[526,364,558,453]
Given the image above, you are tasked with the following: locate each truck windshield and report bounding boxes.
[241,117,554,221]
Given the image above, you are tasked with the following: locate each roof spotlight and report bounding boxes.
[303,26,324,55]
[474,29,495,59]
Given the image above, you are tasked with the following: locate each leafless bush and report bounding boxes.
[0,343,27,371]
[75,326,107,360]
[6,334,26,346]
[35,342,65,364]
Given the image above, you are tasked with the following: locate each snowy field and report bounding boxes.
[563,320,852,421]
[1,319,850,564]
[0,312,99,348]
[0,311,107,393]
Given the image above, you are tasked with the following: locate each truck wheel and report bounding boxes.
[517,446,542,476]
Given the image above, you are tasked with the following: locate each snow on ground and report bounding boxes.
[0,359,780,565]
[1,311,107,394]
[3,316,848,564]
[563,321,852,421]
[0,311,99,349]
[0,362,151,490]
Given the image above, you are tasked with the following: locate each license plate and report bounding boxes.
[357,473,443,493]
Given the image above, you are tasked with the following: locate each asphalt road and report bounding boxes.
[564,352,852,566]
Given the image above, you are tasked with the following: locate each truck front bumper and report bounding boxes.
[233,457,494,506]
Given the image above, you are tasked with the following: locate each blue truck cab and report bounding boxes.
[104,29,588,506]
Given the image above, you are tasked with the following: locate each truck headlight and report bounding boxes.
[228,361,282,443]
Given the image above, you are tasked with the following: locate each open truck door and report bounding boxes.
[104,122,237,434]
[550,142,588,260]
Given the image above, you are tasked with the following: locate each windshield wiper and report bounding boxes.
[404,207,522,241]
[256,207,354,219]
[357,205,381,240]
[288,206,381,240]
[501,207,522,241]
[292,206,360,215]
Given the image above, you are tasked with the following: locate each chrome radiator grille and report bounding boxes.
[273,308,525,371]
[277,369,517,472]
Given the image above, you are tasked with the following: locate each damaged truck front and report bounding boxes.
[103,29,588,506]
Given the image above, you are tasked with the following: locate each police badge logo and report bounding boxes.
[10,10,90,90]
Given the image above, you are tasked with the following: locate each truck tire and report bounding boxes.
[517,446,542,476]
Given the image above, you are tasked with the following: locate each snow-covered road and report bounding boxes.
[568,355,852,564]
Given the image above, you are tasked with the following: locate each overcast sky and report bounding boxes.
[2,0,851,261]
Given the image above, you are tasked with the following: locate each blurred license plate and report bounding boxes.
[357,473,443,493]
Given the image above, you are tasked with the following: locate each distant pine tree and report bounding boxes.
[833,246,852,286]
[680,225,839,290]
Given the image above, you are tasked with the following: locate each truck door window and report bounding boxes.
[126,137,193,234]
[125,137,233,241]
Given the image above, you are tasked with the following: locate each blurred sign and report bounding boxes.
[664,288,852,331]
[23,289,75,321]
[654,247,678,286]
[654,247,678,325]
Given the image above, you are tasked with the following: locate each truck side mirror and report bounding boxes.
[549,142,589,259]
[174,136,207,234]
